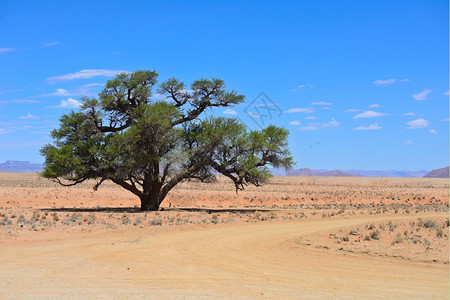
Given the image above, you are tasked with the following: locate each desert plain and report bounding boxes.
[0,172,448,299]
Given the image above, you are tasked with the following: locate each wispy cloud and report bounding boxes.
[354,123,381,131]
[402,112,415,116]
[19,113,39,120]
[36,83,104,97]
[47,69,129,84]
[412,89,431,100]
[305,116,318,120]
[368,103,380,108]
[51,98,81,108]
[406,118,429,129]
[44,41,59,47]
[0,128,7,134]
[290,83,313,92]
[223,108,237,115]
[441,90,449,96]
[311,101,331,106]
[430,129,437,134]
[0,99,42,104]
[404,140,413,145]
[353,111,387,119]
[286,108,313,113]
[373,78,409,85]
[298,119,340,131]
[345,108,360,112]
[289,120,300,126]
[0,48,15,54]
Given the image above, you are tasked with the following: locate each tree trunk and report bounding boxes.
[140,194,160,211]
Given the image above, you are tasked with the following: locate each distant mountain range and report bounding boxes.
[0,161,43,173]
[275,168,431,178]
[286,168,362,177]
[423,166,449,178]
[0,161,447,178]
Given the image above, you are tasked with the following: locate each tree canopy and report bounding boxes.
[41,70,294,210]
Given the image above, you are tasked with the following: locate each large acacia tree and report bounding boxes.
[41,70,294,211]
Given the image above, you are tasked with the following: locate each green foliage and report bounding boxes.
[40,70,294,210]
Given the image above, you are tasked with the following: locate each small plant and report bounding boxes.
[436,226,443,238]
[121,214,131,225]
[364,235,371,241]
[392,236,403,245]
[339,236,349,242]
[370,230,381,240]
[149,218,162,226]
[83,213,96,225]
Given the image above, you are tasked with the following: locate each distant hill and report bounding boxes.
[0,161,43,173]
[274,168,429,178]
[423,167,449,178]
[342,169,429,178]
[286,168,362,177]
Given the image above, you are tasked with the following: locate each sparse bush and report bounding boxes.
[370,230,381,240]
[149,218,162,226]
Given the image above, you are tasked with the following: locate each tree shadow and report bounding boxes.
[39,206,273,214]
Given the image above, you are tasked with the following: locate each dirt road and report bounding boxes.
[1,212,448,299]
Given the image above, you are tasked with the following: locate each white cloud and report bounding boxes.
[404,140,413,145]
[311,101,332,106]
[345,109,360,112]
[322,119,340,128]
[322,107,331,110]
[47,69,129,83]
[442,90,449,96]
[0,99,42,104]
[299,119,340,131]
[247,112,261,117]
[286,108,313,113]
[412,89,431,100]
[298,125,319,131]
[368,103,380,108]
[223,108,237,115]
[430,129,437,134]
[44,41,59,47]
[304,116,318,120]
[0,128,7,134]
[353,110,387,119]
[406,118,429,129]
[373,78,409,85]
[0,48,15,54]
[289,121,301,126]
[290,83,313,92]
[444,118,449,122]
[402,112,415,116]
[19,113,39,120]
[354,123,381,131]
[37,83,105,98]
[52,98,81,108]
[373,79,397,85]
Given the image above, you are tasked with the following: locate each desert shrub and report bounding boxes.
[423,220,436,229]
[121,214,131,225]
[83,213,96,225]
[339,236,349,242]
[149,218,162,226]
[392,235,403,244]
[52,212,60,221]
[364,235,371,241]
[133,218,142,226]
[436,226,443,238]
[368,224,375,230]
[370,230,381,240]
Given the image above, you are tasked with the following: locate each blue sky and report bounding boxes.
[0,0,448,170]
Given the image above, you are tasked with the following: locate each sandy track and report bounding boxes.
[1,212,448,299]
